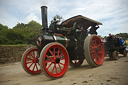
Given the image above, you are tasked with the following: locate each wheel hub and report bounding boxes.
[55,58,60,63]
[33,58,39,63]
[95,48,99,53]
[36,58,39,63]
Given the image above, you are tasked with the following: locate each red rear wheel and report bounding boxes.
[84,35,105,67]
[39,42,69,79]
[21,47,42,75]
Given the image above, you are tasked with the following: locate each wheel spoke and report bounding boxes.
[58,64,62,71]
[90,46,94,49]
[57,49,60,57]
[29,53,35,59]
[33,51,35,58]
[94,53,97,59]
[35,52,39,58]
[91,50,95,53]
[54,64,58,74]
[45,60,53,64]
[35,63,38,71]
[59,62,64,66]
[26,57,33,60]
[51,64,55,73]
[49,50,56,57]
[98,51,102,54]
[36,55,38,59]
[53,48,55,55]
[47,62,52,69]
[26,61,33,64]
[46,55,52,60]
[32,63,36,71]
[57,52,63,58]
[96,44,100,48]
[91,53,95,59]
[28,62,34,68]
[94,38,97,45]
[95,55,101,61]
[95,56,101,64]
[91,40,95,47]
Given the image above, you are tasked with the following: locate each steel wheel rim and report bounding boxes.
[90,36,104,65]
[24,48,41,74]
[43,44,69,78]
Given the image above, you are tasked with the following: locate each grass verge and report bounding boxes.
[0,44,28,46]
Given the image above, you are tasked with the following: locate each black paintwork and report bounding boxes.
[104,41,126,55]
[36,6,102,60]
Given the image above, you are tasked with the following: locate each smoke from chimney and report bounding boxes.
[40,0,48,6]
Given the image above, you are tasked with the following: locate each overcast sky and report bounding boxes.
[0,0,128,36]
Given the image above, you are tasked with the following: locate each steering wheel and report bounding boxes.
[73,22,87,41]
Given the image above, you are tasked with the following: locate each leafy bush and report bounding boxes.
[0,20,42,45]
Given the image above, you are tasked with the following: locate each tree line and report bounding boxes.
[116,33,128,40]
[0,20,42,45]
[0,20,128,45]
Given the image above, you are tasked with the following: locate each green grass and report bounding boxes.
[0,44,28,46]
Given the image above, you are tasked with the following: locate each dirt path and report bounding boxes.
[0,55,128,85]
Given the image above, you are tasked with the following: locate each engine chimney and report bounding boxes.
[41,6,48,29]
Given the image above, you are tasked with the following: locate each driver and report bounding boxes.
[89,25,99,35]
[49,18,61,33]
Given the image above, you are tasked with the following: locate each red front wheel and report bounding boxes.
[39,42,69,79]
[21,47,42,75]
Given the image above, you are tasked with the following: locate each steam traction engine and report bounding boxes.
[21,6,105,79]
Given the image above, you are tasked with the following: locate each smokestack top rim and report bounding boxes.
[41,6,47,8]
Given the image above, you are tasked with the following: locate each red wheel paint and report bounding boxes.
[23,48,41,74]
[41,43,69,78]
[90,36,104,65]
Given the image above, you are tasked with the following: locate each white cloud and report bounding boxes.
[46,0,128,36]
[40,0,48,6]
[0,7,22,28]
[25,13,41,24]
[0,0,128,36]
